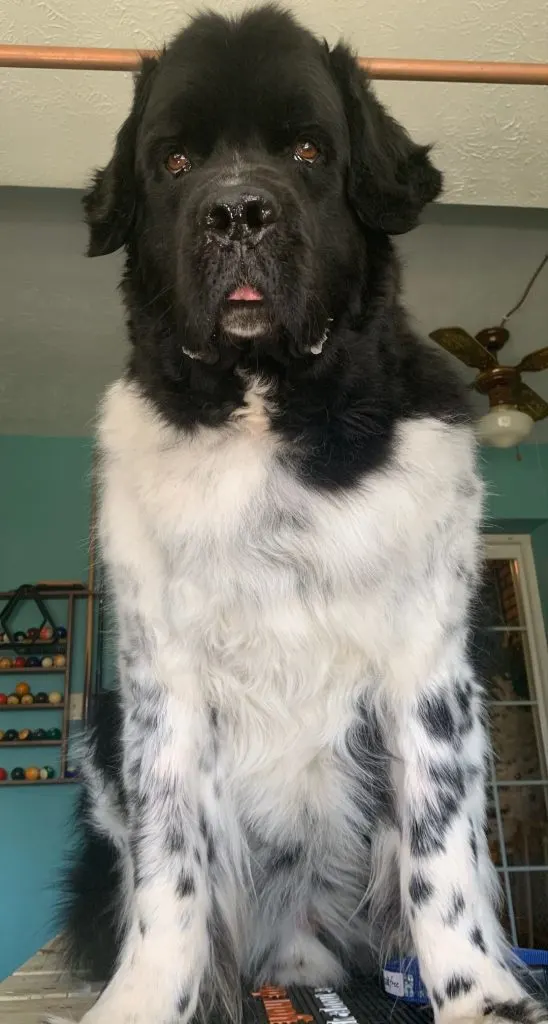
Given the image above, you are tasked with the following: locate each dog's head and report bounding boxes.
[85,5,441,365]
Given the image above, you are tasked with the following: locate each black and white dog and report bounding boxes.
[53,7,547,1024]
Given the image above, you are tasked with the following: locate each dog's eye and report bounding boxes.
[293,140,321,164]
[166,153,192,176]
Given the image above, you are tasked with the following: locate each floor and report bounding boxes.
[0,939,99,1023]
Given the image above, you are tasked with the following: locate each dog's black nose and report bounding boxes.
[205,187,279,243]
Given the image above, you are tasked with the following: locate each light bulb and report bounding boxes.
[477,405,534,448]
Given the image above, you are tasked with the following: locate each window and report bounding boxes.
[481,536,548,948]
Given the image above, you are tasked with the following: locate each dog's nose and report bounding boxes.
[205,187,279,243]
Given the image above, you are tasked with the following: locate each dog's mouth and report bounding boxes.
[219,283,272,339]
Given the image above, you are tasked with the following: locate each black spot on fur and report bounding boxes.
[418,693,455,742]
[432,988,445,1010]
[456,681,474,735]
[177,992,191,1015]
[446,974,475,1000]
[484,1000,539,1024]
[270,845,304,871]
[443,888,466,926]
[470,925,487,954]
[409,786,459,858]
[469,818,478,865]
[408,872,434,907]
[165,821,185,857]
[429,759,466,799]
[139,918,147,938]
[209,706,219,730]
[176,869,195,899]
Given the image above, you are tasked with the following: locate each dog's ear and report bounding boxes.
[329,44,442,234]
[83,56,158,257]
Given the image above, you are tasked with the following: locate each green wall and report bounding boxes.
[0,434,547,982]
[0,436,91,981]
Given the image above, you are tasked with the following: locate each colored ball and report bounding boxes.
[40,766,55,780]
[46,728,61,740]
[18,729,33,741]
[64,769,79,779]
[14,631,27,643]
[48,691,63,705]
[3,730,18,742]
[34,692,48,704]
[15,681,30,697]
[55,626,68,640]
[0,658,13,669]
[0,694,7,704]
[26,657,40,668]
[10,767,25,780]
[14,657,27,669]
[39,625,54,641]
[27,627,40,640]
[0,767,7,781]
[41,656,53,669]
[33,729,47,740]
[53,654,66,668]
[25,766,40,781]
[21,694,34,705]
[7,694,20,705]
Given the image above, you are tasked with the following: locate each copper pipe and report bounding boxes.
[0,44,547,84]
[82,457,97,725]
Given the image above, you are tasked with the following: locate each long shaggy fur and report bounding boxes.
[54,8,547,1024]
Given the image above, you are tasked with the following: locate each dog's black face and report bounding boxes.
[85,5,442,368]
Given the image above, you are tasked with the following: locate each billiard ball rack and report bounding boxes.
[0,582,93,787]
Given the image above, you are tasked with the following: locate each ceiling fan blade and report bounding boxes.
[429,327,497,371]
[516,346,548,373]
[516,380,548,422]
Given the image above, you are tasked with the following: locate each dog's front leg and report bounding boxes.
[48,648,218,1024]
[393,658,547,1024]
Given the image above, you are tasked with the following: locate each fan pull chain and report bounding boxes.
[500,252,548,326]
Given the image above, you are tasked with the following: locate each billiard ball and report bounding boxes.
[21,694,34,705]
[53,654,66,668]
[27,627,40,640]
[14,631,27,643]
[3,730,18,742]
[35,692,48,704]
[14,657,26,669]
[0,694,7,704]
[41,657,53,669]
[56,627,67,640]
[0,767,7,781]
[0,658,13,669]
[26,657,40,668]
[64,769,79,779]
[25,766,40,781]
[46,727,62,740]
[18,729,32,741]
[40,766,55,780]
[33,729,47,740]
[10,767,25,780]
[39,625,53,641]
[48,691,63,705]
[7,694,19,705]
[15,681,30,697]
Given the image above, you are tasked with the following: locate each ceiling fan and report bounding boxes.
[429,254,548,447]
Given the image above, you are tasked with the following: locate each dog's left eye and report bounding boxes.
[166,152,192,176]
[293,140,321,164]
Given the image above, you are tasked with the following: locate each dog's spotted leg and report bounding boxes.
[393,668,547,1024]
[46,616,221,1024]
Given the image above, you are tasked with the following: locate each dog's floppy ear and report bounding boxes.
[329,44,442,234]
[83,56,158,257]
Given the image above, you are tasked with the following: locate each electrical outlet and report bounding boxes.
[70,693,84,720]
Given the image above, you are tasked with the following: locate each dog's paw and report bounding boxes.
[482,997,548,1024]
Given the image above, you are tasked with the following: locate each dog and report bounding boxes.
[51,7,547,1024]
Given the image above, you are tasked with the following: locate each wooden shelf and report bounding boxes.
[0,740,61,747]
[0,667,66,674]
[0,704,64,711]
[0,777,80,786]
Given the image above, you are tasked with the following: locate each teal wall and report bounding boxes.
[0,436,91,980]
[0,434,547,982]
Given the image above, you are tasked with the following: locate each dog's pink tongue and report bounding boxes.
[228,285,263,301]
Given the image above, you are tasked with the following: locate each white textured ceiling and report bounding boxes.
[1,0,547,205]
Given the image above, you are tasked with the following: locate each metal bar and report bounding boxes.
[488,747,518,945]
[481,626,527,633]
[494,778,548,787]
[495,865,548,874]
[489,700,537,707]
[0,44,547,84]
[82,462,97,725]
[60,594,74,780]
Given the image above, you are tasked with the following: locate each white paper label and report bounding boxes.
[383,970,405,998]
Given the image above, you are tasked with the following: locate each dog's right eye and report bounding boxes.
[166,153,192,176]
